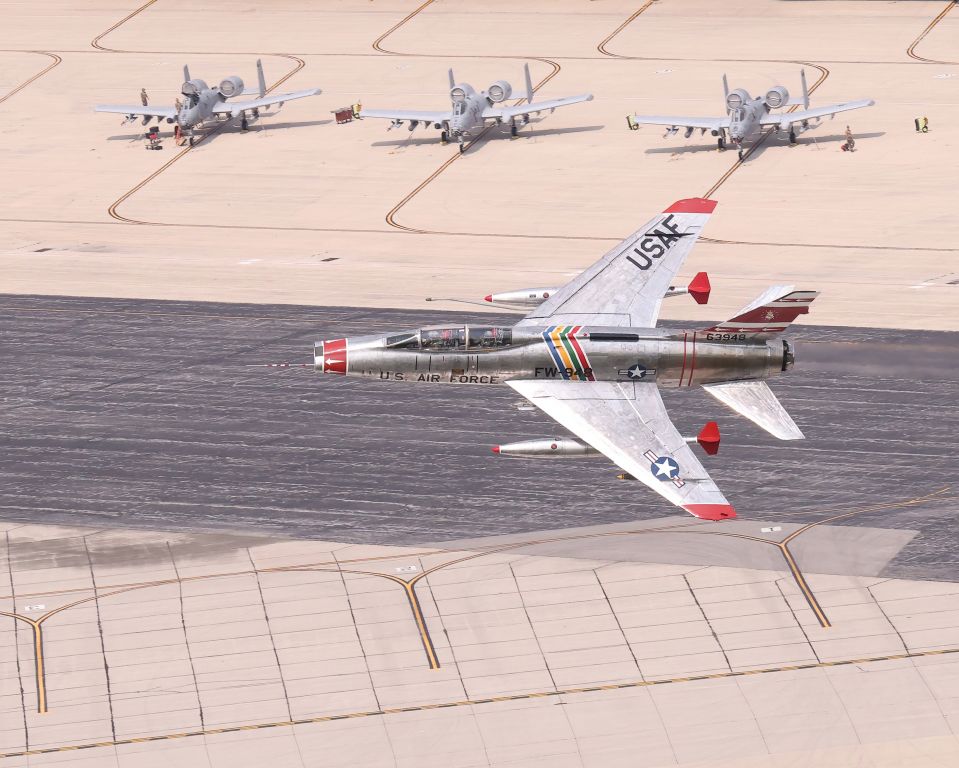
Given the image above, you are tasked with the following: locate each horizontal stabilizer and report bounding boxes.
[704,286,818,336]
[702,381,804,440]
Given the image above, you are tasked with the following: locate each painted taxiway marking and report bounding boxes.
[0,52,61,107]
[907,0,958,64]
[4,645,959,759]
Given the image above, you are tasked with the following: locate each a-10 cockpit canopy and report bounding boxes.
[386,326,513,351]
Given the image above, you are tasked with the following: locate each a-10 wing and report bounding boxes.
[507,380,735,521]
[211,88,322,116]
[484,93,593,120]
[94,105,178,119]
[628,114,729,131]
[760,98,875,127]
[359,108,453,123]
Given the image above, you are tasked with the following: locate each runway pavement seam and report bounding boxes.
[82,537,118,741]
[592,568,646,680]
[1,532,30,749]
[247,549,296,724]
[167,542,206,731]
[5,646,959,760]
[3,490,947,719]
[682,572,734,672]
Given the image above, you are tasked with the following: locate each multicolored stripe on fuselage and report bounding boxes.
[541,325,595,381]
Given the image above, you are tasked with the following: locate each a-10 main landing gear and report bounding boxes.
[789,128,797,145]
[440,130,449,145]
[717,136,725,151]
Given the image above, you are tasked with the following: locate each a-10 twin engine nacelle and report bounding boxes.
[450,83,476,102]
[219,76,245,97]
[486,80,512,103]
[725,88,750,111]
[764,86,789,109]
[492,438,600,458]
[181,78,209,96]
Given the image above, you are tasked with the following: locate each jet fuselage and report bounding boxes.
[315,325,793,388]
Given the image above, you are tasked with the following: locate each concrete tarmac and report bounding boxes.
[1,294,955,580]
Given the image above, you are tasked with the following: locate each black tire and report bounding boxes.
[510,124,517,138]
[717,137,725,150]
[440,131,448,144]
[789,130,797,144]
[458,143,465,154]
[738,148,744,160]
[188,136,195,146]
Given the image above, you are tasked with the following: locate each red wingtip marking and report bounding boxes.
[664,198,718,214]
[491,445,500,454]
[688,271,711,305]
[484,295,493,303]
[683,504,736,521]
[697,421,721,455]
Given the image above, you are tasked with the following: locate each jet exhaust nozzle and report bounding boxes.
[782,339,795,371]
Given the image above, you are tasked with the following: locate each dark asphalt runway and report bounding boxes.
[1,294,956,579]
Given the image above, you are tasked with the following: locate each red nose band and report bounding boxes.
[322,338,347,375]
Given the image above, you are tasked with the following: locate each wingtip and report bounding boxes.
[683,503,736,521]
[664,198,718,214]
[484,295,493,303]
[491,445,500,454]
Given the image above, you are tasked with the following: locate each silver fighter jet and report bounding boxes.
[313,199,818,521]
[95,60,321,145]
[628,70,874,158]
[359,64,593,152]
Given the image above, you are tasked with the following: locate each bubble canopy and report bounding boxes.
[386,326,513,351]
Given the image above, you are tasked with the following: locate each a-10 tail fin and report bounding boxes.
[704,286,818,336]
[256,59,267,98]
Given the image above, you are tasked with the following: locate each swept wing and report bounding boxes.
[518,198,717,328]
[359,107,452,123]
[211,88,322,116]
[94,105,178,119]
[760,99,875,126]
[628,114,729,131]
[484,93,593,120]
[507,380,735,520]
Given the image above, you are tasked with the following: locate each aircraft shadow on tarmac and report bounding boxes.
[106,118,333,143]
[371,124,605,149]
[643,130,886,156]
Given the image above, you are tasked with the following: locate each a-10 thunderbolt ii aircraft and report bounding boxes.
[95,60,321,145]
[628,70,874,159]
[313,198,818,520]
[359,64,593,152]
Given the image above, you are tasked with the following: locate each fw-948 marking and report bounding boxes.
[306,199,818,521]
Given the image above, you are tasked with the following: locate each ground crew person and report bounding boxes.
[140,88,149,107]
[843,125,855,152]
[351,101,362,119]
[921,116,929,132]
